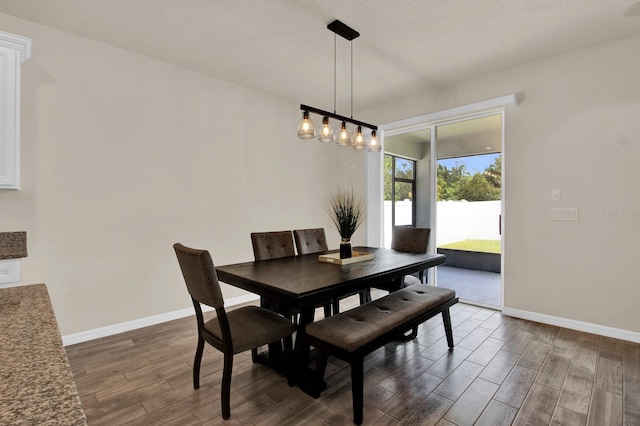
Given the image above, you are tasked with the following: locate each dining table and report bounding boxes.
[215,246,446,394]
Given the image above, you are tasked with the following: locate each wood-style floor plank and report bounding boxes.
[65,297,640,425]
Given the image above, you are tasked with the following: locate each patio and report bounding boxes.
[436,265,501,308]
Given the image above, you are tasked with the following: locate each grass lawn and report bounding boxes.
[438,239,501,254]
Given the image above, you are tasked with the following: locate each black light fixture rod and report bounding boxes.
[300,104,377,130]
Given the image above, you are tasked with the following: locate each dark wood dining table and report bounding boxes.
[215,246,446,392]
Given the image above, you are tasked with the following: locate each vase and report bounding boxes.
[339,238,352,259]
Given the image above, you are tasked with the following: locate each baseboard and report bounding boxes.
[502,307,640,344]
[62,293,260,346]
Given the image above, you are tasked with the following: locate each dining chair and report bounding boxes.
[363,226,431,337]
[391,226,431,286]
[250,230,300,322]
[386,226,431,338]
[251,230,296,261]
[173,243,295,420]
[293,228,368,315]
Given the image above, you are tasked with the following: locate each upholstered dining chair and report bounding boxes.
[250,230,300,322]
[364,226,432,335]
[251,230,296,261]
[173,243,295,420]
[293,227,329,255]
[293,228,368,316]
[391,226,431,286]
[386,226,431,338]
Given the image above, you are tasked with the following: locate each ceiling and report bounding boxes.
[1,0,640,117]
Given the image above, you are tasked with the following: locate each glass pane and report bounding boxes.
[394,182,413,226]
[395,158,414,179]
[384,155,393,201]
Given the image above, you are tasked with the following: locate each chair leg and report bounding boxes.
[251,348,259,363]
[332,298,340,315]
[351,357,364,425]
[283,335,294,387]
[442,309,454,349]
[221,351,233,420]
[193,337,205,389]
[359,289,368,305]
[410,325,418,339]
[323,303,332,318]
[362,288,372,303]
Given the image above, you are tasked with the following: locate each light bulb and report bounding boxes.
[318,116,335,143]
[336,122,352,146]
[352,126,365,150]
[297,111,316,139]
[367,130,381,152]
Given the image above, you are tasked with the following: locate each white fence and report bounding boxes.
[383,200,501,248]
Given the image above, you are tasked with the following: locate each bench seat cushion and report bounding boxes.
[305,285,456,352]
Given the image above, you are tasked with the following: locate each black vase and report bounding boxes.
[339,238,352,259]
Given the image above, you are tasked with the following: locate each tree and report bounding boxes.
[457,173,501,201]
[484,155,501,188]
[384,155,414,201]
[437,162,470,201]
[437,156,501,201]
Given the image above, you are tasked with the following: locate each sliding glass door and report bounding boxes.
[369,98,512,309]
[434,114,502,308]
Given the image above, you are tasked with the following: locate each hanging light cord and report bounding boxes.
[350,40,353,119]
[299,19,377,133]
[333,33,337,114]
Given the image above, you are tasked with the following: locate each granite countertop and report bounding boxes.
[0,284,87,425]
[0,232,28,260]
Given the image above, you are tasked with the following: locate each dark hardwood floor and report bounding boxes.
[66,294,640,425]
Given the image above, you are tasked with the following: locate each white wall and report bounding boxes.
[436,200,501,245]
[3,12,639,338]
[368,35,640,334]
[0,13,367,335]
[383,200,501,248]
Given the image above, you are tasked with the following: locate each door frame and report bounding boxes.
[365,94,518,307]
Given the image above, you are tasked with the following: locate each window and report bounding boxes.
[384,154,416,227]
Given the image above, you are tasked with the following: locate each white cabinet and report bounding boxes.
[0,259,22,288]
[0,31,31,190]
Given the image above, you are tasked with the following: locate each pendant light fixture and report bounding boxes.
[297,111,316,139]
[318,116,334,143]
[298,20,380,153]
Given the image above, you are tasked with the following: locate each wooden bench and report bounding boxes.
[301,284,458,425]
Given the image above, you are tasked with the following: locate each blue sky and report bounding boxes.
[438,153,500,174]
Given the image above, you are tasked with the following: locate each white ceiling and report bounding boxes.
[1,0,640,116]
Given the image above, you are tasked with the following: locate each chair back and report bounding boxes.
[251,231,295,260]
[293,228,329,255]
[391,226,431,254]
[173,243,225,309]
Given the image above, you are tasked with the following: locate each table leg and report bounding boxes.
[293,307,327,396]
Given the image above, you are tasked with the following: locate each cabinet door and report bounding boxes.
[0,259,22,288]
[0,45,20,189]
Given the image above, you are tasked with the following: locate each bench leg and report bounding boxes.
[351,357,364,425]
[442,309,454,349]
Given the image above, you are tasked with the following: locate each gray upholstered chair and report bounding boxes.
[293,228,329,255]
[251,230,296,261]
[251,230,334,320]
[391,226,431,286]
[250,231,299,321]
[173,243,295,420]
[294,228,368,315]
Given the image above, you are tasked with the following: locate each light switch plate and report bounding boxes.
[551,189,560,201]
[551,207,578,221]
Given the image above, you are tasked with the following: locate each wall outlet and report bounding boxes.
[551,207,579,221]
